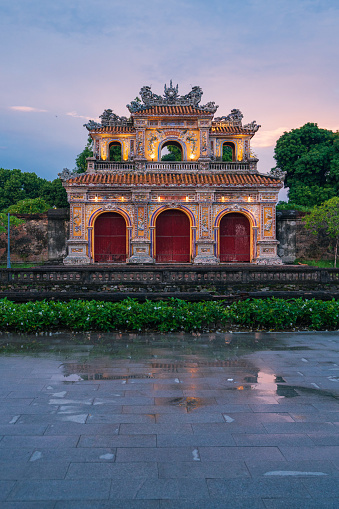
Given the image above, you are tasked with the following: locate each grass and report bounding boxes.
[0,263,40,268]
[295,258,336,268]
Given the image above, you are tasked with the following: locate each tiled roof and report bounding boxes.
[68,172,281,187]
[90,125,135,133]
[133,105,212,116]
[210,125,254,135]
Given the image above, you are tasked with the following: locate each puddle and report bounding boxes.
[168,397,204,412]
[1,331,338,404]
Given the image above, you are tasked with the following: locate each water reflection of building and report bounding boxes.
[60,81,284,265]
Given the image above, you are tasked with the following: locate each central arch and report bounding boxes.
[94,212,127,263]
[159,139,186,161]
[155,209,190,263]
[219,212,250,262]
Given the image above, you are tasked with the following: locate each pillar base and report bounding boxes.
[63,240,90,265]
[193,240,219,264]
[254,256,283,265]
[127,239,154,264]
[255,240,282,265]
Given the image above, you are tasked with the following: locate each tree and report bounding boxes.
[222,145,233,162]
[40,179,69,208]
[272,124,339,207]
[109,144,122,162]
[0,214,24,234]
[161,145,182,161]
[0,168,69,211]
[304,197,339,267]
[3,197,50,214]
[75,136,93,173]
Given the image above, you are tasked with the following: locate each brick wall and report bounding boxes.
[277,210,333,264]
[0,214,48,264]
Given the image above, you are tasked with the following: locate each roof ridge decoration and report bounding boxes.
[214,109,260,132]
[127,80,219,114]
[84,109,132,131]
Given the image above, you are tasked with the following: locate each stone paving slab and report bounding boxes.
[1,331,339,506]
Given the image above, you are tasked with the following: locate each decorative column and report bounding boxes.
[64,202,90,265]
[134,119,147,170]
[127,195,154,263]
[193,194,219,264]
[255,202,282,265]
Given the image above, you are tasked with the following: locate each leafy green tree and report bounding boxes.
[0,169,69,211]
[40,179,69,208]
[222,145,233,162]
[109,144,122,162]
[3,198,50,214]
[161,144,182,161]
[272,124,339,206]
[75,136,93,173]
[0,214,24,233]
[304,197,339,267]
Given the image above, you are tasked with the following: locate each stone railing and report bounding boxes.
[92,161,252,172]
[94,161,135,170]
[209,162,251,171]
[1,265,339,301]
[145,162,199,171]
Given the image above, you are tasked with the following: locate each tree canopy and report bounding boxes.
[3,197,50,214]
[0,214,24,234]
[304,197,339,267]
[75,136,93,173]
[0,168,68,211]
[161,144,182,161]
[272,123,339,207]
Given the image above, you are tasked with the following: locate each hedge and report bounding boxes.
[0,297,339,333]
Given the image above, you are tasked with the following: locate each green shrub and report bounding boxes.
[0,297,339,333]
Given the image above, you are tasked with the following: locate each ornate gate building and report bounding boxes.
[60,82,284,265]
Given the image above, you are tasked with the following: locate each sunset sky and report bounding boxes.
[1,0,338,201]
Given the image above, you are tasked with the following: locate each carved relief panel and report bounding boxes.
[72,206,83,238]
[263,206,274,237]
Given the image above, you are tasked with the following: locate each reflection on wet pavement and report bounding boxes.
[1,331,339,506]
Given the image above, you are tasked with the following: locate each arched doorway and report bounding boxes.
[222,142,235,162]
[219,213,250,262]
[94,212,127,262]
[109,142,122,161]
[155,209,190,263]
[160,140,183,161]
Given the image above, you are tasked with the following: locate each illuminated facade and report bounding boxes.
[60,82,284,265]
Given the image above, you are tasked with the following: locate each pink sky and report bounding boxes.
[1,0,338,202]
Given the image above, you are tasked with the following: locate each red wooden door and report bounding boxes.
[94,212,126,263]
[156,210,190,263]
[220,213,250,262]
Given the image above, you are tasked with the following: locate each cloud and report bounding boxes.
[10,106,48,113]
[252,127,289,148]
[66,111,96,121]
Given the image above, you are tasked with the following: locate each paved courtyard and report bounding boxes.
[0,331,339,508]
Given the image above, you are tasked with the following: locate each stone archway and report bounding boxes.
[109,142,122,161]
[219,213,250,262]
[94,212,127,262]
[159,140,185,161]
[222,142,236,162]
[155,209,190,263]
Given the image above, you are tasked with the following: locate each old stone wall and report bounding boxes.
[47,208,70,263]
[277,210,333,264]
[0,214,48,264]
[0,210,70,265]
